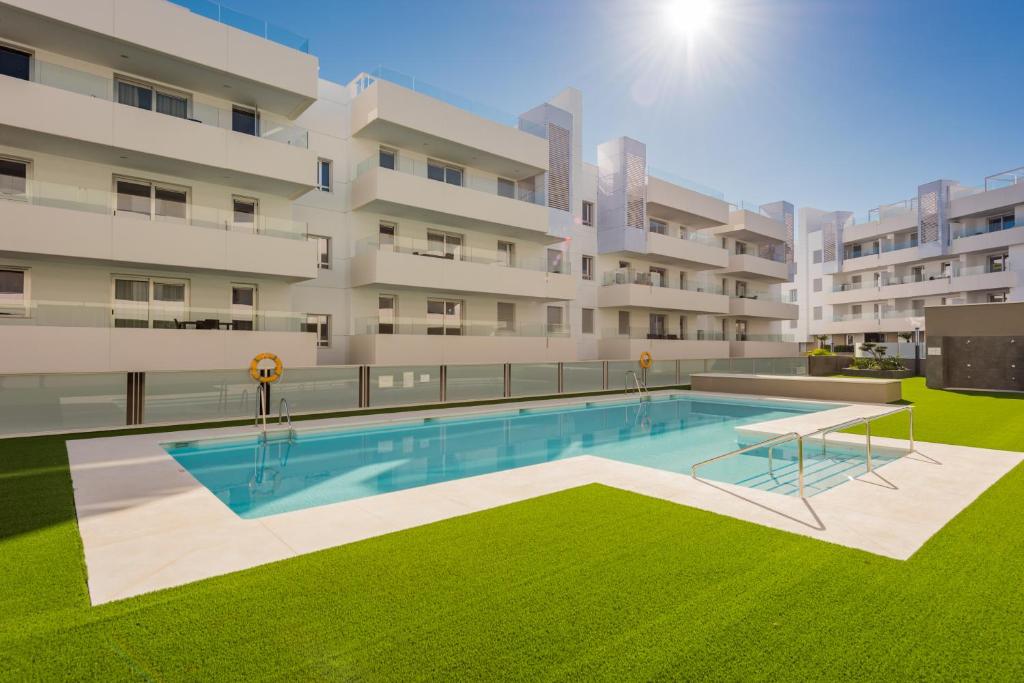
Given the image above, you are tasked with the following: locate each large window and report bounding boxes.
[317,159,332,192]
[0,267,28,317]
[378,295,396,334]
[649,218,668,235]
[232,196,258,232]
[497,177,515,199]
[497,241,515,267]
[581,255,594,281]
[989,252,1009,273]
[546,305,565,335]
[813,306,822,321]
[427,299,463,335]
[582,201,594,227]
[427,231,463,260]
[115,77,188,118]
[547,249,565,274]
[112,276,188,329]
[310,235,331,269]
[379,147,397,170]
[618,310,630,336]
[302,314,331,347]
[988,214,1015,231]
[379,222,397,250]
[0,157,28,199]
[231,106,258,136]
[497,302,515,333]
[582,308,594,334]
[427,159,463,186]
[115,177,188,223]
[231,284,257,331]
[0,45,30,81]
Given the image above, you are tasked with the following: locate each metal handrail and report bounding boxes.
[625,370,648,397]
[278,398,292,429]
[691,432,801,477]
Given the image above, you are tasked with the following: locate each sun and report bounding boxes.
[663,0,715,37]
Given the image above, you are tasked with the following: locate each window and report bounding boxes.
[0,157,28,199]
[427,299,463,335]
[427,159,463,186]
[547,249,565,274]
[582,201,594,226]
[851,304,862,317]
[546,305,565,335]
[497,177,515,199]
[618,310,630,336]
[735,241,748,255]
[735,280,748,298]
[232,196,258,232]
[989,253,1009,273]
[232,106,258,136]
[115,177,188,223]
[787,289,797,302]
[310,235,331,269]
[679,272,688,290]
[0,267,28,317]
[812,278,822,293]
[497,302,515,333]
[302,314,331,347]
[379,147,397,170]
[582,308,594,334]
[231,284,257,330]
[789,319,797,329]
[0,45,31,80]
[649,267,667,287]
[379,222,396,250]
[378,295,396,334]
[989,292,1008,303]
[813,306,822,320]
[813,249,823,264]
[112,276,188,329]
[581,255,594,281]
[988,214,1015,231]
[115,77,188,118]
[649,314,666,338]
[911,299,925,316]
[911,266,924,282]
[649,218,668,235]
[427,231,463,260]
[317,159,332,192]
[497,241,515,267]
[734,319,748,341]
[679,315,687,339]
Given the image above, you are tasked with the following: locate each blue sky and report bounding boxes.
[238,0,1023,218]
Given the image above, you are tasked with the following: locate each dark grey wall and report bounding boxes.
[925,304,1024,391]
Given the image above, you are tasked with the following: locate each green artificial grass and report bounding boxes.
[1,378,1023,680]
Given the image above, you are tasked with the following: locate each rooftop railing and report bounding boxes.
[355,237,570,274]
[984,166,1024,192]
[354,154,546,206]
[0,175,308,240]
[167,0,310,53]
[646,166,726,201]
[17,59,309,148]
[351,67,548,138]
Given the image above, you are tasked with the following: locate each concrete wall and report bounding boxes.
[692,373,902,403]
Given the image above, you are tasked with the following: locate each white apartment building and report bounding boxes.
[787,171,1024,349]
[0,0,797,375]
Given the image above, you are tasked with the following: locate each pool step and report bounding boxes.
[732,455,871,496]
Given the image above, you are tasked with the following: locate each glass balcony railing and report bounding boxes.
[833,266,1007,293]
[12,59,309,148]
[733,289,786,303]
[833,308,926,323]
[646,166,726,200]
[601,269,725,295]
[602,328,726,341]
[0,175,307,240]
[355,154,545,206]
[0,300,308,332]
[733,334,797,343]
[951,220,1019,240]
[167,0,310,53]
[984,166,1024,192]
[351,67,548,138]
[356,317,570,338]
[844,239,917,260]
[355,237,570,274]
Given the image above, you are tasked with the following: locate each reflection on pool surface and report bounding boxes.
[166,395,882,519]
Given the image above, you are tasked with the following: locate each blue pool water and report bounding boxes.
[166,395,894,519]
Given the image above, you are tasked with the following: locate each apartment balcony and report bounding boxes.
[0,72,316,195]
[820,310,925,335]
[0,186,316,280]
[644,231,729,269]
[950,224,1024,255]
[351,161,555,242]
[729,339,800,358]
[842,202,918,243]
[828,268,1017,305]
[598,333,729,361]
[723,209,788,242]
[950,178,1024,220]
[349,320,576,365]
[646,175,730,228]
[728,296,799,320]
[839,241,929,272]
[350,239,575,300]
[350,78,548,181]
[722,252,789,281]
[0,304,316,373]
[597,272,729,314]
[0,0,317,116]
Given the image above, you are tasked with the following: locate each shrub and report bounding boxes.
[833,345,855,353]
[807,348,835,356]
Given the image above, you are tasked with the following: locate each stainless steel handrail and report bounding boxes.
[278,397,292,429]
[691,432,801,477]
[625,370,648,397]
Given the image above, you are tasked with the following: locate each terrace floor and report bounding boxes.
[3,378,1024,679]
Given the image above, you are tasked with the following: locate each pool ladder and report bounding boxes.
[254,387,296,442]
[689,405,914,497]
[625,370,649,398]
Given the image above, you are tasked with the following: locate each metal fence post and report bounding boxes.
[557,362,564,393]
[504,363,511,398]
[440,365,447,403]
[126,372,145,425]
[602,361,608,390]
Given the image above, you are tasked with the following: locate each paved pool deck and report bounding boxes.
[66,390,1023,605]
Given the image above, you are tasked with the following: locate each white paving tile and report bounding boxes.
[65,391,1023,605]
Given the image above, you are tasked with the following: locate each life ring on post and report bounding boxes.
[639,351,653,369]
[250,353,283,383]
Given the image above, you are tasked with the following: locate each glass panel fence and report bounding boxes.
[607,361,641,390]
[0,373,126,435]
[144,370,253,424]
[563,362,605,394]
[272,366,360,414]
[509,363,558,397]
[679,359,707,384]
[446,364,504,402]
[369,366,441,407]
[645,360,678,387]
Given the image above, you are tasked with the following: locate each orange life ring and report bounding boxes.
[639,351,653,369]
[250,353,283,383]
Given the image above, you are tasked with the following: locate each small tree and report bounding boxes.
[814,334,828,349]
[898,332,913,343]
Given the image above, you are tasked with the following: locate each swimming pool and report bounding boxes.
[166,394,894,519]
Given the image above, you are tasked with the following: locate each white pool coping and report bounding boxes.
[66,390,1023,605]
